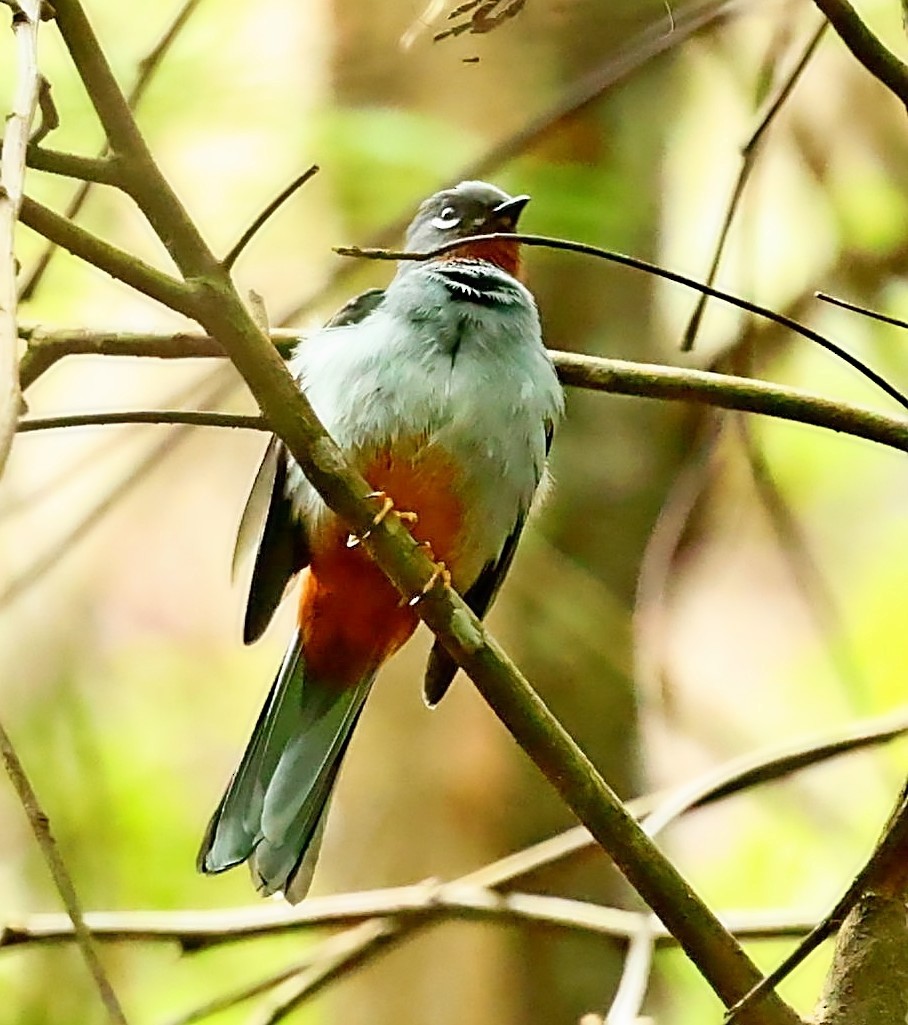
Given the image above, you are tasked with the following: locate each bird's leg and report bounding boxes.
[346,490,418,548]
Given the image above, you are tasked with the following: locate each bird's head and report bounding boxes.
[404,180,530,278]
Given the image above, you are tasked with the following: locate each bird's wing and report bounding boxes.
[422,418,556,707]
[236,288,387,645]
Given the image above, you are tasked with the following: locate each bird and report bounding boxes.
[198,180,564,902]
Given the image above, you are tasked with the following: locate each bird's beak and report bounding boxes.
[487,194,530,233]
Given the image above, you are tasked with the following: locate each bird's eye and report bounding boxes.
[430,205,461,230]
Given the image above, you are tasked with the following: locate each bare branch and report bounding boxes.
[0,0,41,479]
[25,145,122,184]
[16,409,262,432]
[221,164,319,271]
[810,0,908,108]
[0,719,129,1024]
[29,73,58,145]
[18,195,195,315]
[816,290,908,331]
[682,18,828,351]
[20,0,208,298]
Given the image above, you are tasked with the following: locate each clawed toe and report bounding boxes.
[347,491,419,548]
[407,561,451,607]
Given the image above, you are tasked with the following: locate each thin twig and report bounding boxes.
[605,920,655,1024]
[19,0,208,299]
[221,164,319,271]
[0,719,129,1024]
[0,0,41,479]
[337,232,908,413]
[275,0,738,327]
[0,373,235,610]
[29,73,58,145]
[16,409,263,432]
[815,290,908,331]
[681,18,828,350]
[728,780,908,1021]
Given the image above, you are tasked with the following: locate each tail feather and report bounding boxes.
[198,630,374,901]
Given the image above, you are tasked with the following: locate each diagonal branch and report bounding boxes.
[0,721,129,1025]
[20,0,207,298]
[809,0,908,108]
[18,195,195,314]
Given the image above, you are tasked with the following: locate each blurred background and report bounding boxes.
[2,0,908,1022]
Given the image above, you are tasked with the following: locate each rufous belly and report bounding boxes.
[298,447,466,686]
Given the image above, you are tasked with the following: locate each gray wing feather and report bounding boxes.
[236,288,387,645]
[423,518,525,707]
[423,418,555,707]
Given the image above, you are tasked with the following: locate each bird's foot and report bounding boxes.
[407,559,451,607]
[346,491,418,548]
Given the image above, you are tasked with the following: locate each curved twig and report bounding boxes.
[336,232,908,414]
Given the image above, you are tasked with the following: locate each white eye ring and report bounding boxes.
[431,205,461,230]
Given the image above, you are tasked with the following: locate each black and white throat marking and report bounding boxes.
[429,259,523,308]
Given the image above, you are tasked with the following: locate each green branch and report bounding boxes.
[18,196,195,315]
[25,145,122,184]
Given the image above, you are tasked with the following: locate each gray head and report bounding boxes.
[404,180,530,262]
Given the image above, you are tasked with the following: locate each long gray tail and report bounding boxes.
[198,630,373,902]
